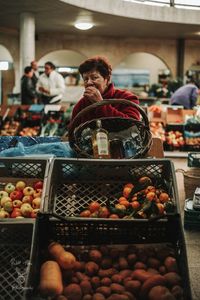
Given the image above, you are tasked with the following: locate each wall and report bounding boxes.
[0,31,200,95]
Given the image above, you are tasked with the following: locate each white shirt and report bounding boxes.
[36,70,65,98]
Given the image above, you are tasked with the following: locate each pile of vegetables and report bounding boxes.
[79,176,176,220]
[39,242,184,300]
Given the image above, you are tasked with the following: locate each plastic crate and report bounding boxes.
[184,198,200,229]
[0,220,35,300]
[43,158,180,220]
[26,214,192,300]
[188,152,200,167]
[0,157,50,218]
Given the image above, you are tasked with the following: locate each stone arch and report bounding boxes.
[113,51,172,85]
[0,44,15,104]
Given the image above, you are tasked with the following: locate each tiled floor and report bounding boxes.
[170,157,200,300]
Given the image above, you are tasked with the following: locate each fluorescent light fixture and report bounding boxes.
[0,61,9,70]
[58,67,73,72]
[74,22,93,30]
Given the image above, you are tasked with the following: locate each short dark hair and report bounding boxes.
[45,61,56,70]
[24,66,32,74]
[78,56,112,79]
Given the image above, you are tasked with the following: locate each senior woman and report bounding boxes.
[69,56,140,128]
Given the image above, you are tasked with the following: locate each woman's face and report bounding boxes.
[82,70,109,94]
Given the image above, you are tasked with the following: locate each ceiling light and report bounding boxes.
[74,22,93,30]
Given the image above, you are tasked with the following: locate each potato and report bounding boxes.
[164,257,178,273]
[80,280,93,295]
[89,249,102,264]
[110,283,125,294]
[124,280,141,293]
[148,285,176,300]
[101,277,112,286]
[107,294,129,300]
[171,285,184,299]
[147,268,159,275]
[140,275,166,298]
[164,272,181,287]
[98,268,117,278]
[39,260,63,297]
[134,261,147,270]
[85,262,99,276]
[119,269,132,279]
[111,274,123,284]
[91,276,101,289]
[159,265,167,275]
[83,295,93,300]
[75,271,90,282]
[96,286,111,297]
[123,291,137,300]
[118,257,129,270]
[127,254,137,266]
[132,269,152,282]
[92,292,106,300]
[63,283,82,300]
[147,258,161,269]
[101,257,112,269]
[74,261,85,272]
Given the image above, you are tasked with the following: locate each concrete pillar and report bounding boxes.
[19,12,35,77]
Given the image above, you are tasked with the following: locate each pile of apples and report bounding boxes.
[0,180,43,218]
[165,130,185,148]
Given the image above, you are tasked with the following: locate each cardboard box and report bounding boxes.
[166,106,184,124]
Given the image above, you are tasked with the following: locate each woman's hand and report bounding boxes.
[84,86,103,103]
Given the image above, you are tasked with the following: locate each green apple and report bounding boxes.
[5,183,15,194]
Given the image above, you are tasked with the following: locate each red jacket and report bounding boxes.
[69,83,140,129]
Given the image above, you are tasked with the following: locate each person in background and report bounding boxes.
[170,79,200,109]
[31,60,39,88]
[69,56,140,128]
[21,66,38,104]
[36,61,65,104]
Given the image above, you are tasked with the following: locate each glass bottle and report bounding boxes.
[92,119,110,159]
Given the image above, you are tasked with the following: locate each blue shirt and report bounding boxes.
[171,84,199,109]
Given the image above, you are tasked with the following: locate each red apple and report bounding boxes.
[20,203,33,217]
[31,208,39,218]
[15,181,26,190]
[13,200,22,208]
[11,208,22,218]
[23,186,34,196]
[33,180,43,190]
[22,195,33,204]
[10,190,23,201]
[32,197,41,209]
[0,210,10,218]
[33,189,42,198]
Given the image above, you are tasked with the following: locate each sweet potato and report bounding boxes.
[159,265,167,275]
[39,260,63,297]
[101,257,112,269]
[63,283,82,300]
[131,269,152,282]
[127,254,137,266]
[171,285,184,299]
[96,286,111,297]
[91,276,101,289]
[83,295,93,300]
[98,268,117,278]
[75,271,90,282]
[164,257,178,273]
[118,257,129,270]
[107,294,129,300]
[111,274,123,284]
[164,272,181,287]
[55,296,68,300]
[48,242,76,270]
[140,275,166,298]
[123,291,137,300]
[119,269,132,279]
[74,261,85,272]
[147,268,159,275]
[147,258,161,269]
[134,261,147,270]
[148,285,176,300]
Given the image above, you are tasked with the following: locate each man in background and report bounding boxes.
[31,60,39,88]
[36,61,65,104]
[21,66,38,104]
[171,79,199,109]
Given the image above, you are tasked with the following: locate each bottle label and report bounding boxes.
[96,132,109,155]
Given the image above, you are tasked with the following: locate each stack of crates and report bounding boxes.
[26,158,192,300]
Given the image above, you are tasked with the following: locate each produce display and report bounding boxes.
[38,242,184,300]
[19,126,40,136]
[165,131,185,148]
[79,176,175,219]
[150,122,165,141]
[0,180,43,218]
[0,119,20,136]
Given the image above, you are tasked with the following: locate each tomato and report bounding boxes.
[88,201,100,213]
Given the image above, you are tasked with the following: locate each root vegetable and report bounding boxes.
[63,283,82,300]
[164,257,178,273]
[80,280,93,295]
[148,285,176,300]
[110,283,125,294]
[132,269,152,282]
[85,261,99,276]
[48,242,76,270]
[89,249,102,264]
[164,272,181,287]
[39,260,63,297]
[140,274,166,298]
[96,286,111,297]
[92,293,106,300]
[124,280,141,293]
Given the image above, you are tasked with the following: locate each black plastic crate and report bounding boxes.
[26,214,192,300]
[188,152,200,167]
[43,158,180,220]
[0,220,35,300]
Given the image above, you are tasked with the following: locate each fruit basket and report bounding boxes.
[0,219,35,300]
[43,158,179,221]
[26,214,192,300]
[0,157,50,219]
